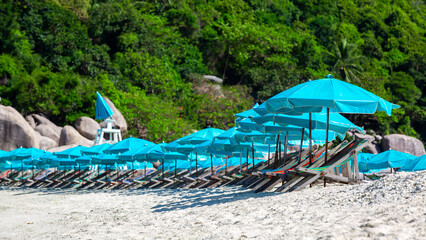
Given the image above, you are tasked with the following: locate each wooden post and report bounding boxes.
[353,150,359,183]
[225,156,228,174]
[162,159,164,179]
[175,159,177,177]
[246,148,249,171]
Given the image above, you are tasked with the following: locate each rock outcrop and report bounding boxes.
[0,105,40,150]
[100,98,127,136]
[59,125,93,147]
[48,144,79,153]
[31,114,62,136]
[35,124,60,142]
[25,115,36,129]
[382,134,426,157]
[39,136,57,150]
[75,116,100,140]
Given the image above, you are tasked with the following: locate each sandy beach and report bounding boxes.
[0,171,424,240]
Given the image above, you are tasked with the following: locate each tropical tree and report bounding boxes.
[330,39,364,83]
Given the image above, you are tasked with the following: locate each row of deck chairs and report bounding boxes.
[0,139,370,192]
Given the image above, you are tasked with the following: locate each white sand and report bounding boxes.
[0,171,425,240]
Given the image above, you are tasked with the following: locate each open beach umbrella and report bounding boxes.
[400,155,426,172]
[0,148,28,162]
[175,127,225,145]
[55,145,88,159]
[262,75,399,163]
[15,148,45,160]
[81,143,111,156]
[95,92,114,120]
[104,137,155,154]
[264,75,400,115]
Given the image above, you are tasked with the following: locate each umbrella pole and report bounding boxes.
[225,156,228,174]
[274,134,280,168]
[210,154,213,176]
[324,107,330,187]
[162,159,164,179]
[132,161,134,177]
[251,142,255,171]
[195,152,198,178]
[309,113,312,165]
[267,144,270,167]
[21,160,23,182]
[144,162,147,177]
[239,153,242,173]
[175,159,177,178]
[284,131,288,164]
[298,128,305,164]
[246,149,249,171]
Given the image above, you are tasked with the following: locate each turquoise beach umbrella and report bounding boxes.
[176,127,225,145]
[400,155,426,172]
[75,155,93,165]
[55,145,88,159]
[81,143,111,156]
[264,75,400,116]
[95,92,114,120]
[104,137,155,154]
[15,148,45,160]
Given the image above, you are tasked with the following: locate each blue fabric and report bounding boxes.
[104,137,155,154]
[15,148,45,160]
[252,109,362,136]
[234,103,259,119]
[357,152,375,173]
[264,75,400,116]
[400,155,426,172]
[92,154,123,165]
[95,92,114,120]
[175,127,225,145]
[55,145,88,159]
[82,143,111,155]
[75,155,93,165]
[366,150,416,171]
[0,148,28,161]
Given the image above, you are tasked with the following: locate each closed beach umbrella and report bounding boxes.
[95,92,114,120]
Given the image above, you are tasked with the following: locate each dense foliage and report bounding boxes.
[0,0,424,143]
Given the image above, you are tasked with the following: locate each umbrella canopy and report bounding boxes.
[234,103,259,119]
[81,143,111,156]
[15,148,45,160]
[400,155,426,172]
[0,148,28,162]
[264,75,400,116]
[175,127,225,145]
[75,155,93,165]
[367,150,416,171]
[252,109,362,136]
[104,137,155,154]
[95,92,114,120]
[92,154,123,165]
[55,145,88,159]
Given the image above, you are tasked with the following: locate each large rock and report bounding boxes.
[0,105,40,150]
[382,134,426,157]
[25,115,36,129]
[59,125,94,147]
[354,133,375,141]
[75,116,100,140]
[31,114,62,136]
[365,142,382,155]
[35,124,60,142]
[39,136,57,150]
[100,98,127,136]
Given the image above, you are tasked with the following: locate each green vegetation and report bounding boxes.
[0,0,424,142]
